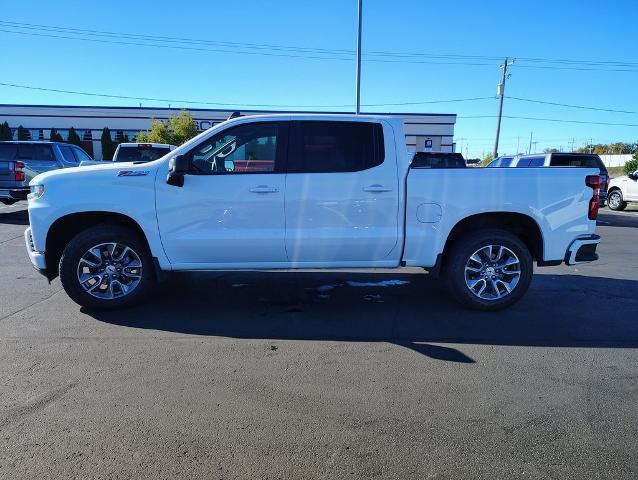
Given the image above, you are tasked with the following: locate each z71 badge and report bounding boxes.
[118,170,150,177]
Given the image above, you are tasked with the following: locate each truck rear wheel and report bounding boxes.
[444,229,533,311]
[59,224,154,310]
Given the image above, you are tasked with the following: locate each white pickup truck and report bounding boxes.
[24,114,602,311]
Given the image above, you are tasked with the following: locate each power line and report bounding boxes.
[0,20,637,72]
[458,114,638,127]
[0,81,494,108]
[509,96,637,114]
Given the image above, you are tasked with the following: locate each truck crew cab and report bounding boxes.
[25,114,602,311]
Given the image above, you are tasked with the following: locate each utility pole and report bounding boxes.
[516,136,520,154]
[492,57,515,158]
[569,137,575,152]
[355,0,363,115]
[528,131,533,154]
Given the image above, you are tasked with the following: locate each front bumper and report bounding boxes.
[24,227,47,275]
[0,187,29,201]
[565,234,600,265]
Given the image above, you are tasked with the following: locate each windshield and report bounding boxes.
[115,146,171,162]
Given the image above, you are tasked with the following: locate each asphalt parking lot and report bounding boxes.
[1,201,637,480]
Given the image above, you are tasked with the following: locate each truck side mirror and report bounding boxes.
[166,154,190,187]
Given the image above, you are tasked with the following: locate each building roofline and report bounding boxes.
[0,103,457,118]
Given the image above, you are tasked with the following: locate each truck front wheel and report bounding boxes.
[59,224,154,309]
[607,190,626,211]
[444,229,533,311]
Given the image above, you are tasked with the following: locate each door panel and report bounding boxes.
[156,174,286,265]
[284,121,400,264]
[626,177,638,201]
[155,121,288,266]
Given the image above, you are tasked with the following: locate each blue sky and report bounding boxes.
[1,0,637,158]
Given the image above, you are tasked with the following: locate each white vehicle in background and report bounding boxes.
[80,143,176,166]
[487,153,609,205]
[112,143,177,163]
[607,170,638,211]
[25,114,602,311]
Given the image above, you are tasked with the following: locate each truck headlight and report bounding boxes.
[28,184,45,200]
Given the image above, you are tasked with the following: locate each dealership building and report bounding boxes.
[0,104,456,160]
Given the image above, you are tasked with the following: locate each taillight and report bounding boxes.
[586,175,601,220]
[14,161,25,182]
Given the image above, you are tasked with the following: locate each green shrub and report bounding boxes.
[624,155,638,175]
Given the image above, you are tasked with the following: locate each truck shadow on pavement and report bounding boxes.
[598,211,638,229]
[85,271,638,364]
[0,208,29,225]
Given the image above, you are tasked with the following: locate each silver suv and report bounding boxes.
[0,141,93,204]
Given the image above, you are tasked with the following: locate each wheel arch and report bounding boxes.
[441,212,544,266]
[45,211,153,281]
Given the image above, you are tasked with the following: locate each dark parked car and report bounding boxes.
[411,152,466,169]
[0,141,92,204]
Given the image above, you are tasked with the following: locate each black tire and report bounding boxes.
[607,190,626,211]
[444,229,533,311]
[59,224,155,310]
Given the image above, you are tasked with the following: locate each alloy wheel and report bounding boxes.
[464,244,521,301]
[76,242,143,299]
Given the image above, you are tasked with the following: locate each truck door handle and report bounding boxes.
[363,184,393,193]
[249,185,279,194]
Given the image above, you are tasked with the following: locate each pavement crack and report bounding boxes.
[0,235,23,245]
[0,381,78,430]
[0,289,63,322]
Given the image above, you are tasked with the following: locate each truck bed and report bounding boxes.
[403,166,599,267]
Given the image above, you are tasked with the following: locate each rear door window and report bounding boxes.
[16,144,55,161]
[288,121,384,173]
[516,156,544,167]
[58,145,78,164]
[71,146,92,163]
[528,157,545,167]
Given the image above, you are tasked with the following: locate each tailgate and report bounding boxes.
[0,160,15,187]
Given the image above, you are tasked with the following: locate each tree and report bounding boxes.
[0,121,12,140]
[17,125,29,140]
[609,142,632,154]
[481,152,494,166]
[101,127,115,160]
[169,110,199,145]
[67,127,82,146]
[134,110,198,146]
[543,147,559,153]
[624,152,638,175]
[49,128,64,142]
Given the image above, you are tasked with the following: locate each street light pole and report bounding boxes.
[355,0,363,115]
